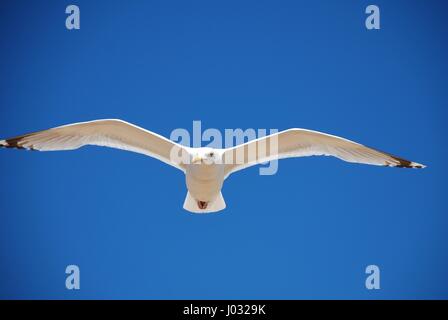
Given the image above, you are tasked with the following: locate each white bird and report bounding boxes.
[0,119,425,213]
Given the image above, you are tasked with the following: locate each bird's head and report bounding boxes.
[191,148,218,165]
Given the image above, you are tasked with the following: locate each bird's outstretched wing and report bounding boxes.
[0,119,188,171]
[223,128,425,177]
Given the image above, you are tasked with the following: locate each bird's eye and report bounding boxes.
[208,152,214,157]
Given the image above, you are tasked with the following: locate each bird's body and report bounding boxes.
[0,119,425,213]
[184,149,226,212]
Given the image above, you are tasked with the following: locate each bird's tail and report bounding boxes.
[183,192,226,214]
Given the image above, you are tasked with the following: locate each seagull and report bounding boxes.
[0,119,425,213]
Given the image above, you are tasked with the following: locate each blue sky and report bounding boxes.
[0,0,447,299]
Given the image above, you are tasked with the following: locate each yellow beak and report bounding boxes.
[192,155,202,164]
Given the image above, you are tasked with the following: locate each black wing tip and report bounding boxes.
[396,164,425,169]
[0,135,36,151]
[1,137,22,149]
[385,156,426,169]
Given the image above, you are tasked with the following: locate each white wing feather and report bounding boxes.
[223,128,425,177]
[0,119,188,171]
